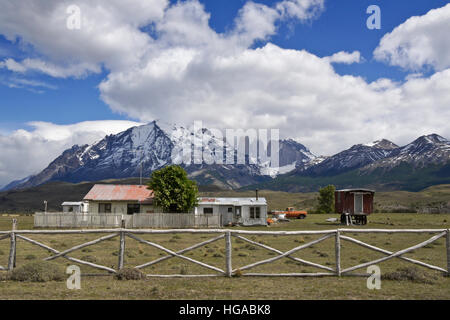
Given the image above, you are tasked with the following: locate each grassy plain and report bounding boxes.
[0,213,449,300]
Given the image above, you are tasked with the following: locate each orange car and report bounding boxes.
[272,207,307,219]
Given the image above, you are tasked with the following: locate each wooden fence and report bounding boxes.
[34,212,221,228]
[1,219,449,278]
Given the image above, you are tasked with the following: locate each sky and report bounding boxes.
[0,0,449,187]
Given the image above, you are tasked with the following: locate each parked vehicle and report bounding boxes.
[271,207,307,219]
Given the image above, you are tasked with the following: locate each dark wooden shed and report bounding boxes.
[335,189,375,225]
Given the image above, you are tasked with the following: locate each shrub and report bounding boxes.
[180,265,188,275]
[382,267,437,284]
[115,268,145,280]
[9,261,65,282]
[0,249,4,255]
[25,254,36,260]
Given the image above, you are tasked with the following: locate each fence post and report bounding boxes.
[446,229,450,277]
[118,218,126,270]
[335,229,341,277]
[8,219,17,270]
[225,231,232,277]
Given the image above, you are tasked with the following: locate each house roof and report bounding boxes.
[83,185,154,204]
[197,197,267,206]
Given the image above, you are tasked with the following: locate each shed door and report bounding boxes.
[354,194,363,214]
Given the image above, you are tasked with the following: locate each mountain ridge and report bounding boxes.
[3,120,449,192]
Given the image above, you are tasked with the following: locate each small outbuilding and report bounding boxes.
[61,201,88,214]
[335,188,375,225]
[196,196,268,226]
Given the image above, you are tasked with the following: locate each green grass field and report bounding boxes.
[0,213,449,300]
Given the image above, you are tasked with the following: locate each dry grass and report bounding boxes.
[0,213,449,299]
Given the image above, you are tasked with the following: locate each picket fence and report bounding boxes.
[33,212,221,228]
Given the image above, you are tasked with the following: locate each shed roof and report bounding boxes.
[198,197,267,206]
[83,185,154,204]
[62,202,84,206]
[336,188,375,193]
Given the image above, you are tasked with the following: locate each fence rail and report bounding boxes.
[34,212,222,228]
[1,219,449,278]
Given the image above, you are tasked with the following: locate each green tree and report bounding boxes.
[316,185,336,214]
[147,165,198,213]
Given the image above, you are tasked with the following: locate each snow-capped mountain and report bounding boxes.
[5,122,449,192]
[300,139,399,176]
[254,134,450,192]
[7,121,316,190]
[361,134,450,173]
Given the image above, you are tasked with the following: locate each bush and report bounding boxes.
[115,268,145,280]
[25,254,36,260]
[9,261,65,282]
[382,267,437,284]
[180,265,188,275]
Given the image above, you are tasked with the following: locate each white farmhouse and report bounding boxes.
[83,184,155,215]
[196,197,268,226]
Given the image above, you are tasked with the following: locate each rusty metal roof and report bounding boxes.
[83,185,154,203]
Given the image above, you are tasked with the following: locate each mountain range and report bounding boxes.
[2,121,450,192]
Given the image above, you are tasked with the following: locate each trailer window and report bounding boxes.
[228,207,233,213]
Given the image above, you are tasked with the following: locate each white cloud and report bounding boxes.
[0,58,101,78]
[325,51,361,64]
[0,0,449,185]
[0,120,143,187]
[276,0,325,20]
[374,3,450,71]
[0,0,169,77]
[100,40,450,156]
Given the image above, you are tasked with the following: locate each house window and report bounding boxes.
[250,207,261,219]
[203,207,213,215]
[228,207,233,213]
[99,203,111,213]
[127,204,140,215]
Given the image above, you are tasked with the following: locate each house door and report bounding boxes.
[234,206,241,222]
[354,194,363,214]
